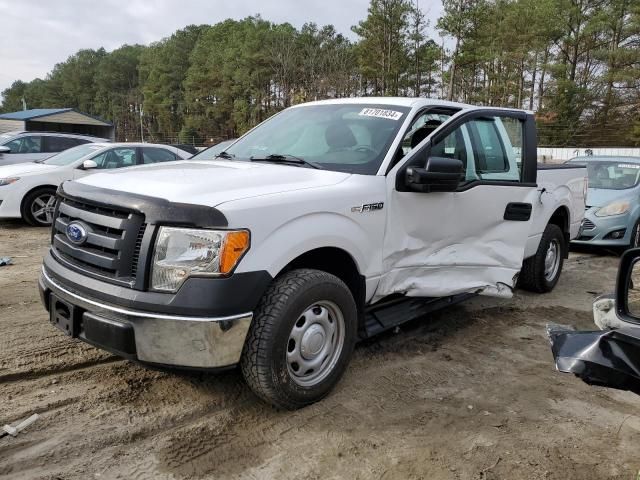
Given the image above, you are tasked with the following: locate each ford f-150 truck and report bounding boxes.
[38,98,587,409]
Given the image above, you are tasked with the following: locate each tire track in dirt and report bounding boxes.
[0,356,120,384]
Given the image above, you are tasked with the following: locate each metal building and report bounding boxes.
[0,108,114,140]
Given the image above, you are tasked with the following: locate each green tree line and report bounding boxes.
[1,0,639,146]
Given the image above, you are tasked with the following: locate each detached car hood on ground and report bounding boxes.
[586,188,632,208]
[0,162,58,178]
[76,160,351,207]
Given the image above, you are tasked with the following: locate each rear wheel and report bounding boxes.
[22,187,57,226]
[518,223,565,293]
[240,269,357,410]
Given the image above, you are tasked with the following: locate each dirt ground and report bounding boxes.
[1,220,639,480]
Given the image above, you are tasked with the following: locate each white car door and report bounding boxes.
[72,147,138,179]
[376,110,538,301]
[0,135,48,165]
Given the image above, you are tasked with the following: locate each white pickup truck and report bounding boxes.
[39,98,587,409]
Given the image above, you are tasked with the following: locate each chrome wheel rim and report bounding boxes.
[286,300,345,387]
[31,193,56,225]
[544,239,561,282]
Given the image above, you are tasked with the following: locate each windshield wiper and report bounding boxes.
[214,151,234,159]
[250,154,321,169]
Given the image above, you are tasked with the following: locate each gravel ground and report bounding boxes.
[1,221,639,480]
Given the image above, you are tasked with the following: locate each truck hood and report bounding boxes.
[0,162,58,177]
[586,187,634,208]
[76,160,351,206]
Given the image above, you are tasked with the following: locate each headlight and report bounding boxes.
[595,200,631,217]
[0,177,19,186]
[151,227,250,292]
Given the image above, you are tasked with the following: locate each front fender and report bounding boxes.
[237,211,377,278]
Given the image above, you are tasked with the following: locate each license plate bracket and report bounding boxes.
[49,294,81,337]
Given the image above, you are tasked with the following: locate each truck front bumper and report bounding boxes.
[39,267,253,369]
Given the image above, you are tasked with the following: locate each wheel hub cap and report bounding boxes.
[544,240,560,281]
[32,194,56,225]
[300,324,326,359]
[286,300,346,387]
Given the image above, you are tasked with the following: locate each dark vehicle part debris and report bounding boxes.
[547,323,640,394]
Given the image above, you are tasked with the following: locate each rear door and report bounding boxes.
[43,136,85,158]
[377,110,537,300]
[140,146,178,164]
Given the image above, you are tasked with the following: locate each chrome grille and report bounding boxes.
[582,218,596,230]
[52,197,146,286]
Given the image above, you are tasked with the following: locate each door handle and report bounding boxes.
[504,202,532,221]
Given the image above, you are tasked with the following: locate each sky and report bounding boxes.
[0,0,444,97]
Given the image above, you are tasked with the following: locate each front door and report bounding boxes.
[376,110,537,300]
[72,147,138,179]
[0,135,47,165]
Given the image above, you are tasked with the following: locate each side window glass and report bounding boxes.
[91,148,137,169]
[4,136,42,154]
[142,147,177,164]
[468,117,522,181]
[401,113,450,157]
[430,126,476,181]
[45,136,79,153]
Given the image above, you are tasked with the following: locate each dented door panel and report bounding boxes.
[375,184,537,301]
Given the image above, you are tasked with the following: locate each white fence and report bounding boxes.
[538,147,640,164]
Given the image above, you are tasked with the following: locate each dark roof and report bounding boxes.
[0,108,72,121]
[0,108,112,126]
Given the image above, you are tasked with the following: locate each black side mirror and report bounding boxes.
[616,248,640,324]
[405,156,463,193]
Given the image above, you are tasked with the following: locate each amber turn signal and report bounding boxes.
[220,230,250,274]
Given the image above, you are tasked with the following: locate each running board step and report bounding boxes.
[360,293,475,339]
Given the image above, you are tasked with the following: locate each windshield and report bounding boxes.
[571,160,640,190]
[44,144,104,166]
[224,104,410,174]
[0,133,16,143]
[191,139,235,160]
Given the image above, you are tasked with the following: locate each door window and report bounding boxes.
[3,136,42,154]
[467,117,522,181]
[45,136,81,153]
[141,147,177,164]
[429,115,523,183]
[91,148,137,169]
[429,125,474,180]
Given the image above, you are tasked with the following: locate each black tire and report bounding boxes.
[518,223,565,293]
[240,268,357,410]
[22,187,57,226]
[629,219,640,250]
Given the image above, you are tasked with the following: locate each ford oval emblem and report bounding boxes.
[66,222,89,245]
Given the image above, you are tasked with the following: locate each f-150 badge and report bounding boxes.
[351,202,384,213]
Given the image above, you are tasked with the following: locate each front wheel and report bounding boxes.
[518,223,566,293]
[22,187,57,226]
[240,269,357,410]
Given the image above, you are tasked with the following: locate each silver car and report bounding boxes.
[569,156,640,249]
[0,131,109,166]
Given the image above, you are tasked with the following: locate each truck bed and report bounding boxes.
[524,164,587,259]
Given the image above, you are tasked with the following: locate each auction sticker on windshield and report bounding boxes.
[359,108,403,121]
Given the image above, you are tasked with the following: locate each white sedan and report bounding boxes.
[0,142,191,226]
